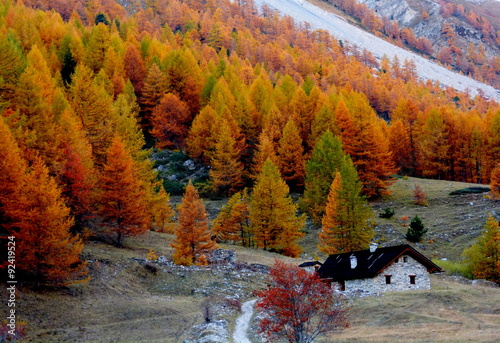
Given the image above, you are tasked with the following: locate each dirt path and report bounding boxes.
[233,299,257,343]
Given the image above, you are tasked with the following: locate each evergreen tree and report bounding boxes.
[99,137,149,247]
[302,131,344,224]
[250,159,305,257]
[171,182,217,265]
[463,215,500,283]
[406,215,428,242]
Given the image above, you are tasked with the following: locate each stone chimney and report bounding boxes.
[369,243,378,253]
[350,255,357,269]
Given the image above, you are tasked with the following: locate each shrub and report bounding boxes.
[413,184,428,206]
[433,259,473,279]
[449,187,490,196]
[406,215,427,242]
[163,179,185,195]
[379,207,395,218]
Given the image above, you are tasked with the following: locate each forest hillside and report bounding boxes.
[0,0,499,341]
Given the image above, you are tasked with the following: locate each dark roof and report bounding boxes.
[317,244,442,281]
[298,261,322,268]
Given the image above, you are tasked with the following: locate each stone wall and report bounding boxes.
[342,254,431,293]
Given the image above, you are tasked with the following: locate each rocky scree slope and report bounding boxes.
[253,0,500,101]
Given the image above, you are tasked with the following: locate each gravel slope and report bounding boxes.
[253,0,500,101]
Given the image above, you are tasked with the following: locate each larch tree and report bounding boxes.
[9,157,87,284]
[491,163,500,199]
[84,23,111,73]
[151,93,191,149]
[251,130,278,181]
[0,116,27,230]
[389,119,412,173]
[124,44,146,96]
[171,181,217,266]
[302,131,344,224]
[250,158,305,257]
[318,156,374,254]
[140,62,166,130]
[69,64,116,167]
[99,136,149,247]
[186,105,218,164]
[318,172,342,255]
[150,184,175,233]
[0,33,26,107]
[463,215,500,283]
[212,189,251,246]
[417,109,451,179]
[277,119,305,191]
[209,120,245,196]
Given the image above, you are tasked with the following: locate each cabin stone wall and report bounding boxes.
[341,254,431,293]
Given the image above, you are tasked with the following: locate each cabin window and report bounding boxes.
[409,275,416,284]
[403,256,409,263]
[394,258,399,263]
[385,275,392,284]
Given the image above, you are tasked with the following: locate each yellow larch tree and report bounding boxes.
[250,158,305,257]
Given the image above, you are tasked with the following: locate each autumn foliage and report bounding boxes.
[99,137,149,246]
[256,260,349,343]
[171,182,217,266]
[463,215,500,284]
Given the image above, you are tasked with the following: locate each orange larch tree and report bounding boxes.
[9,157,87,284]
[0,116,27,230]
[491,163,500,199]
[318,172,342,255]
[99,136,149,247]
[171,181,217,266]
[151,93,191,149]
[277,119,305,191]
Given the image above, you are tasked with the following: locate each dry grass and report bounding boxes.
[300,177,497,261]
[11,177,500,343]
[323,276,500,343]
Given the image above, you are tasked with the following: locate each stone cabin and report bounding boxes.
[316,244,443,292]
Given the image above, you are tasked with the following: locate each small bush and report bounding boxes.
[163,179,185,195]
[406,215,427,242]
[449,187,490,196]
[433,259,473,279]
[379,207,395,218]
[413,184,428,206]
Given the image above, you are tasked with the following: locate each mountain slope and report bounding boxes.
[253,0,500,101]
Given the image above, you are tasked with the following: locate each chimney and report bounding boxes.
[350,255,357,269]
[369,243,378,253]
